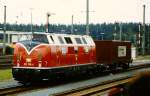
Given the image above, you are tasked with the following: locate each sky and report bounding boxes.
[0,0,150,25]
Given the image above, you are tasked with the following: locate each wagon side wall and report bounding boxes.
[95,40,132,65]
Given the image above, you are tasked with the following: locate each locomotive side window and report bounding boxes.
[64,37,72,44]
[75,38,82,44]
[82,37,87,44]
[85,36,95,45]
[58,36,64,44]
[50,36,54,43]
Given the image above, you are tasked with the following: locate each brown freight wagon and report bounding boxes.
[94,40,132,69]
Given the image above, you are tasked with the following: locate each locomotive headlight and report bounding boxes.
[26,58,31,63]
[26,58,32,66]
[38,61,42,67]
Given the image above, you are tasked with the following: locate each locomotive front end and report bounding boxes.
[12,34,51,82]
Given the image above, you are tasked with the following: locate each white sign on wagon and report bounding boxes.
[118,46,126,57]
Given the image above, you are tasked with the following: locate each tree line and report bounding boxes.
[0,22,149,44]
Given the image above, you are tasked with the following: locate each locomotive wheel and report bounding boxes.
[18,80,32,85]
[122,63,129,70]
[109,64,117,71]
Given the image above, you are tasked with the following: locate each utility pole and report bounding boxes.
[46,12,55,33]
[86,0,89,35]
[142,5,146,55]
[3,6,6,55]
[16,16,18,24]
[138,24,141,53]
[100,33,104,40]
[30,8,33,35]
[113,25,117,40]
[16,16,20,42]
[46,13,50,33]
[71,15,74,34]
[148,24,150,53]
[119,23,122,41]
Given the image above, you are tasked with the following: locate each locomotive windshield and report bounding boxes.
[32,34,49,43]
[19,34,49,51]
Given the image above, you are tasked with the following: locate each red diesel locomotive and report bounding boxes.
[12,33,132,82]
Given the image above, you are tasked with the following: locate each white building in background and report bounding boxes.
[131,47,137,60]
[0,31,35,45]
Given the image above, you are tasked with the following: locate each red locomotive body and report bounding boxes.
[12,33,97,82]
[95,40,132,69]
[12,33,132,82]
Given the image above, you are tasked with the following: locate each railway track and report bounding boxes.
[0,77,133,96]
[52,64,150,96]
[120,62,150,73]
[0,63,149,96]
[53,76,134,96]
[0,85,37,96]
[0,55,12,69]
[0,86,23,95]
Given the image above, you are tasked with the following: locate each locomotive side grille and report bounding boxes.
[38,51,42,67]
[17,53,21,67]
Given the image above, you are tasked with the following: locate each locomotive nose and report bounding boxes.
[31,45,51,67]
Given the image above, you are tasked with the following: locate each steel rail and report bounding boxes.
[52,76,134,96]
[124,63,150,71]
[129,63,150,70]
[0,86,26,95]
[0,85,37,95]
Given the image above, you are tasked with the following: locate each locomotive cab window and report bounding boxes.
[85,36,95,45]
[64,37,72,44]
[32,34,48,43]
[75,38,82,44]
[58,36,65,44]
[82,37,87,44]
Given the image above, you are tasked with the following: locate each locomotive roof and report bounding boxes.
[33,32,88,37]
[0,31,89,37]
[31,32,95,46]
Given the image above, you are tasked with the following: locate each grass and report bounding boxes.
[0,69,12,81]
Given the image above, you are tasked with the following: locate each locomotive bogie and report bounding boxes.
[12,63,101,82]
